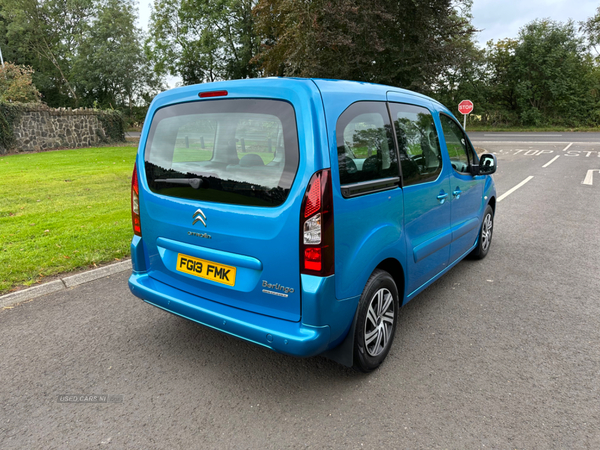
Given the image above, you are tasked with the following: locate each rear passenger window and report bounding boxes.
[336,102,399,187]
[389,103,442,186]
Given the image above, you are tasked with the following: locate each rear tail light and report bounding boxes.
[131,163,142,236]
[300,169,334,276]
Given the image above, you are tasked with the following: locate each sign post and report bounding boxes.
[458,100,474,130]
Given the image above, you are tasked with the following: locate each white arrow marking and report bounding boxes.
[582,169,600,186]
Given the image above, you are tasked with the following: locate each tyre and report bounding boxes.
[470,205,494,260]
[353,269,399,373]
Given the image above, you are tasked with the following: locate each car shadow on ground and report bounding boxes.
[122,255,488,404]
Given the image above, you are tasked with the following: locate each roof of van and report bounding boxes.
[152,77,446,111]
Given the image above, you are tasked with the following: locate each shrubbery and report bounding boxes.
[0,103,24,152]
[0,63,42,103]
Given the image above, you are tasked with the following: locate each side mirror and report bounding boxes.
[478,153,497,175]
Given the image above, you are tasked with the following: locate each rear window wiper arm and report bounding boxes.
[154,178,204,189]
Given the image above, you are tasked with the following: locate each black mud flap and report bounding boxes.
[321,309,358,367]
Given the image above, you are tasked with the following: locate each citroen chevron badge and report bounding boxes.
[192,208,207,227]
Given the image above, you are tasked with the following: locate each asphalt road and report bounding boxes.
[2,136,600,449]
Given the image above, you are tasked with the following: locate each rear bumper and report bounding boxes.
[128,272,332,357]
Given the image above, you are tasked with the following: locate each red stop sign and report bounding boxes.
[458,100,474,115]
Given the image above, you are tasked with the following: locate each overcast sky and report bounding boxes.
[471,0,599,45]
[137,0,600,45]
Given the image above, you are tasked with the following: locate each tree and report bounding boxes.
[1,0,161,108]
[512,20,594,126]
[0,0,94,105]
[478,38,520,125]
[0,62,42,103]
[146,0,260,85]
[252,0,477,92]
[430,37,489,118]
[581,6,600,57]
[581,8,600,123]
[72,0,161,108]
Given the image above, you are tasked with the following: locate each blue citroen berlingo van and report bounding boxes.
[128,78,497,372]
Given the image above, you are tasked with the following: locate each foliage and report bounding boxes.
[0,0,161,108]
[252,0,477,92]
[581,6,600,56]
[433,19,600,127]
[73,0,162,109]
[119,105,149,129]
[3,0,600,129]
[0,0,94,105]
[146,0,259,84]
[0,146,137,294]
[512,20,594,126]
[0,63,42,103]
[580,7,600,124]
[432,40,490,121]
[0,103,24,152]
[97,110,126,142]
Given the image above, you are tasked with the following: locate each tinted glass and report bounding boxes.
[144,99,299,207]
[440,114,472,174]
[336,102,398,185]
[389,103,442,186]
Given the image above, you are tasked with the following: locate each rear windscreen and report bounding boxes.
[144,99,299,207]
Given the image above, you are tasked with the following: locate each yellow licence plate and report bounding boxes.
[176,253,236,287]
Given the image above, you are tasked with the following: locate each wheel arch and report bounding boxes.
[488,195,496,214]
[322,258,405,368]
[375,258,406,305]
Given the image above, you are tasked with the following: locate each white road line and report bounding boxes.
[562,143,573,152]
[542,155,560,168]
[497,176,534,202]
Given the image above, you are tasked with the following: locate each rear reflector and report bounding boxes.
[304,176,321,218]
[199,90,228,98]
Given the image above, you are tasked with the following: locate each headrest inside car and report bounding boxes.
[239,154,265,167]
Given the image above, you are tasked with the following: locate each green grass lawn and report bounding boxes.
[0,146,137,294]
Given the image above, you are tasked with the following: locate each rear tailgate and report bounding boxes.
[141,194,302,321]
[137,81,328,322]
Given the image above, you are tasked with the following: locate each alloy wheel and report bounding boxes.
[364,288,395,357]
[481,213,493,251]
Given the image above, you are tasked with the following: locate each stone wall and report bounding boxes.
[1,104,124,153]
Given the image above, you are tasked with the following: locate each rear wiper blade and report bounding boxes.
[154,178,203,189]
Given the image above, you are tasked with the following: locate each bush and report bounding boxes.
[119,105,148,129]
[520,108,543,126]
[0,63,42,103]
[0,103,24,153]
[97,110,126,142]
